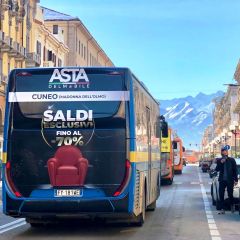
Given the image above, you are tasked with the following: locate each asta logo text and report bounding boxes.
[49,68,90,89]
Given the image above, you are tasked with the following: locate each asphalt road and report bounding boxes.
[0,165,240,240]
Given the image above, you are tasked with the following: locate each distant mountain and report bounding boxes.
[159,91,224,149]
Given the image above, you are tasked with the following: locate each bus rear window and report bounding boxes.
[10,69,127,128]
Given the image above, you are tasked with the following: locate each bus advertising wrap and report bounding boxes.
[7,68,129,198]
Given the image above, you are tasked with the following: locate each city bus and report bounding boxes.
[173,137,184,174]
[2,67,168,227]
[161,128,174,184]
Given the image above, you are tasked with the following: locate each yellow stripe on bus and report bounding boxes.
[130,151,160,163]
[2,152,7,164]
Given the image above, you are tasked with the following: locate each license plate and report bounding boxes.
[55,189,82,197]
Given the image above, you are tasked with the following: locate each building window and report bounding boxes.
[43,46,46,61]
[26,35,30,53]
[81,44,83,57]
[52,54,56,66]
[0,58,2,77]
[48,50,53,61]
[53,25,58,34]
[79,41,81,55]
[58,59,62,67]
[36,41,41,57]
[84,46,86,60]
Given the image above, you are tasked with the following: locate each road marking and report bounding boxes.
[0,219,26,234]
[210,230,220,236]
[174,182,183,185]
[209,224,217,230]
[198,170,222,240]
[191,182,202,184]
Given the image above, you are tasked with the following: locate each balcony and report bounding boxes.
[26,53,41,67]
[0,74,8,94]
[15,46,27,61]
[8,40,19,57]
[0,74,8,84]
[0,30,27,60]
[1,0,11,11]
[43,61,54,67]
[0,31,11,52]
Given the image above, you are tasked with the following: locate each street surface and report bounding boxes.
[0,165,240,240]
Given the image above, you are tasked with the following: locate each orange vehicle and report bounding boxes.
[161,128,174,184]
[183,150,198,164]
[173,137,184,174]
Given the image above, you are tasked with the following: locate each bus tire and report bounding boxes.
[134,187,146,226]
[168,178,173,185]
[147,200,156,211]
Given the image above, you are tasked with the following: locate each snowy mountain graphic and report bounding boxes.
[159,91,224,149]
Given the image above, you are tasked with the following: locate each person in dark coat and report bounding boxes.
[215,146,238,214]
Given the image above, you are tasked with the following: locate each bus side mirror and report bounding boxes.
[156,121,161,138]
[160,115,168,138]
[161,121,168,138]
[156,115,168,138]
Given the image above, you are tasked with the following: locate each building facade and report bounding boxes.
[42,7,114,67]
[203,86,240,157]
[0,2,114,153]
[27,5,69,68]
[0,0,39,149]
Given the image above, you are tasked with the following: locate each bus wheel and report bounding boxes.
[168,178,173,185]
[147,200,156,211]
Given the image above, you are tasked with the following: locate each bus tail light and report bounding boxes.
[113,160,131,197]
[5,162,22,198]
[16,72,32,77]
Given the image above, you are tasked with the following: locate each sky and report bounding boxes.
[41,0,240,100]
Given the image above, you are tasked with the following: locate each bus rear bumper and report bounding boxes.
[5,195,132,219]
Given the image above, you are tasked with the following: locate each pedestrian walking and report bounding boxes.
[215,146,238,214]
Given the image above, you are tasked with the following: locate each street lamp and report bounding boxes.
[229,124,238,157]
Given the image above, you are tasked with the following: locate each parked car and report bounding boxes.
[211,158,240,210]
[201,161,211,172]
